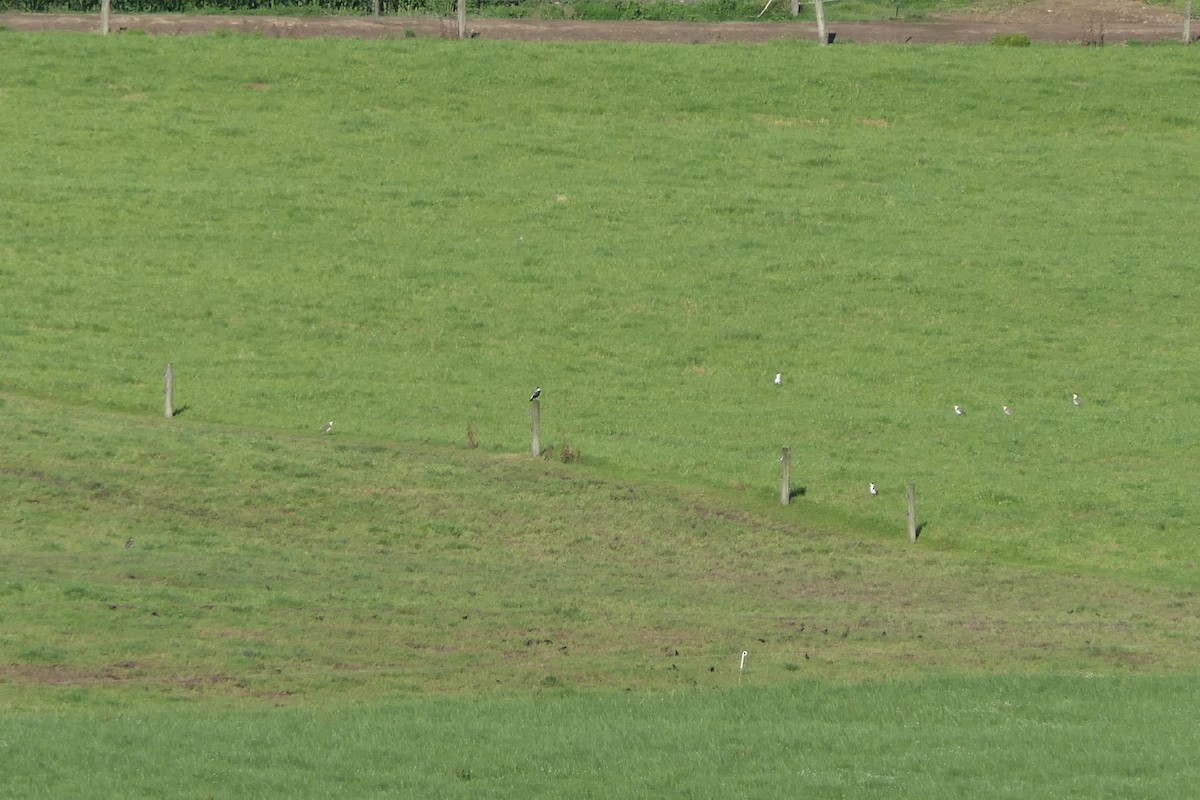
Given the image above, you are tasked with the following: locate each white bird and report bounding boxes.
[529,387,541,402]
[954,404,964,416]
[774,373,782,386]
[1073,393,1081,407]
[321,420,334,433]
[869,482,878,497]
[1003,405,1014,416]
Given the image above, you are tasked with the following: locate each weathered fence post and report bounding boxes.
[374,0,381,17]
[164,362,175,419]
[457,0,466,39]
[1185,1,1193,43]
[780,447,791,505]
[907,483,918,542]
[100,0,111,35]
[530,399,541,456]
[815,0,828,44]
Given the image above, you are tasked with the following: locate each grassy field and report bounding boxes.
[1,28,1199,795]
[6,676,1199,798]
[4,32,1199,581]
[4,393,1195,703]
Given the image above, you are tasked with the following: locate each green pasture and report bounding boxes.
[3,32,1198,581]
[6,676,1200,798]
[3,393,1195,703]
[1,28,1199,796]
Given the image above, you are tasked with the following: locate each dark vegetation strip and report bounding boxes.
[0,0,978,22]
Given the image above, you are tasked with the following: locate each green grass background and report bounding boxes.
[6,676,1199,798]
[1,28,1199,796]
[4,33,1199,580]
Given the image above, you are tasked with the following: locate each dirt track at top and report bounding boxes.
[0,1,1192,44]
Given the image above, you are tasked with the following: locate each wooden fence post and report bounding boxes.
[1185,1,1193,43]
[780,447,791,505]
[457,0,466,39]
[164,362,175,419]
[815,0,828,44]
[530,398,541,456]
[100,0,110,35]
[907,483,918,542]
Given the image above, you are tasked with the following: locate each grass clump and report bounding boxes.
[991,32,1032,46]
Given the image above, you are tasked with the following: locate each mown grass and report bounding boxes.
[3,32,1199,586]
[1,30,1199,796]
[5,393,1195,708]
[5,675,1200,798]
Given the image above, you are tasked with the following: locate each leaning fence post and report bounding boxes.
[780,447,791,505]
[530,398,541,456]
[164,362,174,419]
[907,483,918,542]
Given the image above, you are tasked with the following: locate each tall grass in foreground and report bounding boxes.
[1,34,1199,584]
[5,676,1199,798]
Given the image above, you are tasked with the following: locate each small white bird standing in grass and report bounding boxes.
[1073,393,1081,407]
[1003,405,1014,416]
[774,373,782,386]
[954,404,964,416]
[529,387,541,402]
[321,420,334,433]
[869,482,878,497]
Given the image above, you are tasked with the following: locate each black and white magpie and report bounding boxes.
[322,420,334,433]
[529,387,541,402]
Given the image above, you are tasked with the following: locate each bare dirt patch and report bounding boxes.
[1,1,1193,44]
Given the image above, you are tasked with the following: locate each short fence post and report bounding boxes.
[907,483,918,542]
[530,399,541,456]
[780,447,791,505]
[164,362,174,419]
